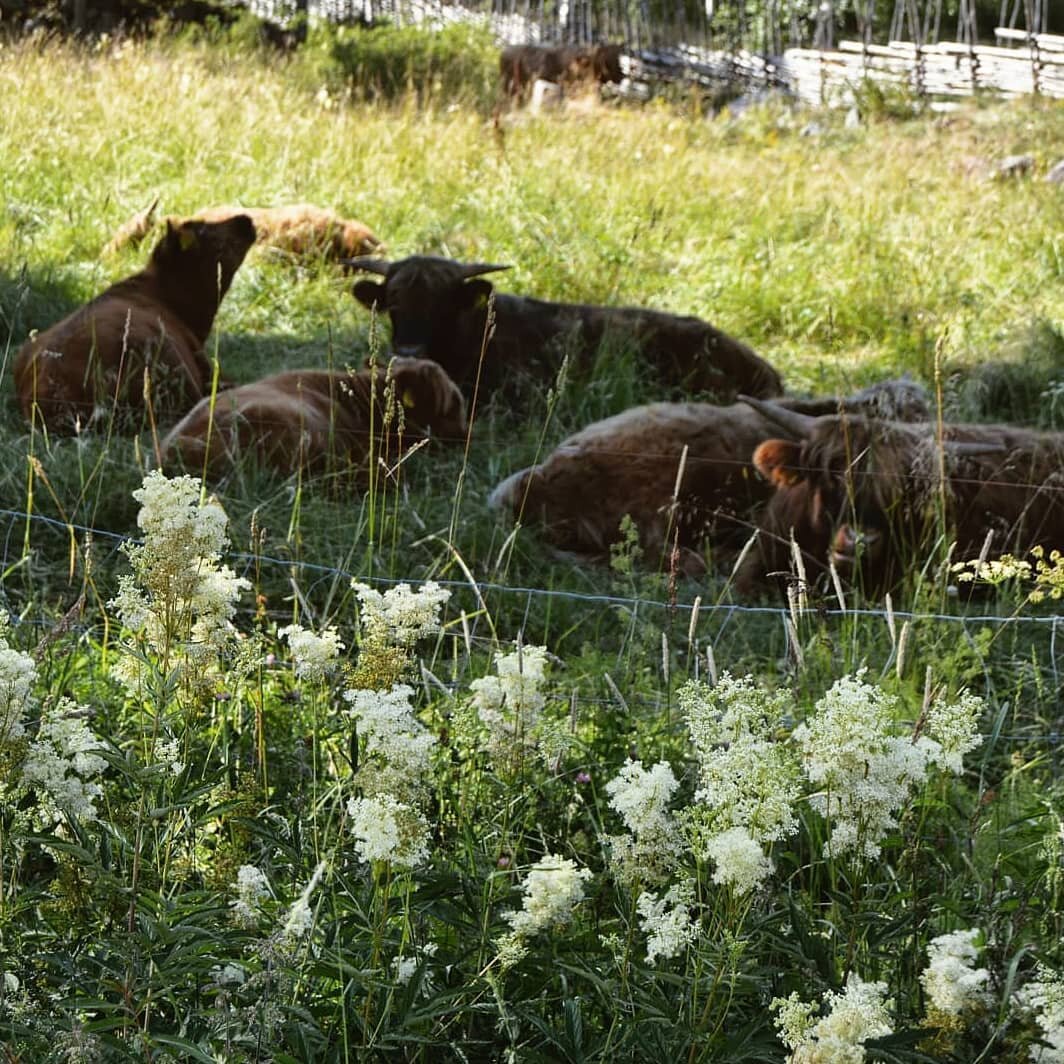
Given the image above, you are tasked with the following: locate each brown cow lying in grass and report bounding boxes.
[737,395,1064,595]
[15,214,256,435]
[499,43,624,97]
[348,255,783,402]
[160,357,468,482]
[489,379,930,575]
[104,201,381,262]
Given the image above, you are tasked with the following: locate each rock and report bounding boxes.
[844,106,861,128]
[993,154,1035,179]
[1046,159,1064,184]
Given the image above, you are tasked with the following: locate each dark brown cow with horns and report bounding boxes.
[737,395,1064,593]
[15,214,256,434]
[160,357,468,482]
[489,379,930,575]
[346,254,784,402]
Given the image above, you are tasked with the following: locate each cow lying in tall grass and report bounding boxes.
[160,357,467,481]
[104,201,381,262]
[489,379,930,575]
[15,214,256,435]
[738,395,1064,594]
[347,254,783,401]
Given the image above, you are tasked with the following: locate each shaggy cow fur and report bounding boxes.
[15,214,256,434]
[488,379,931,575]
[348,254,783,401]
[104,202,381,261]
[739,396,1064,593]
[160,357,468,481]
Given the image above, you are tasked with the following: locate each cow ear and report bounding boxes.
[753,439,805,487]
[353,280,385,309]
[459,278,494,311]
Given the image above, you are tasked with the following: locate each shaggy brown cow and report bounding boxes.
[15,214,256,435]
[347,255,783,401]
[160,357,468,481]
[488,379,930,574]
[104,202,381,262]
[738,395,1064,593]
[499,43,624,97]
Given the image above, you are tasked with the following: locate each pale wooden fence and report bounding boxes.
[781,31,1064,104]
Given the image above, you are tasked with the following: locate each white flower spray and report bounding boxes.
[920,928,990,1022]
[636,881,699,967]
[278,623,344,682]
[230,864,271,928]
[604,759,683,887]
[1016,967,1064,1063]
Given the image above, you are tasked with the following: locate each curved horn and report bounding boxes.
[943,440,1007,458]
[738,394,820,438]
[458,262,512,279]
[340,257,391,275]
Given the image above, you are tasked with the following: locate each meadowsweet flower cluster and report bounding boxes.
[352,581,450,648]
[636,881,699,966]
[471,643,557,766]
[279,623,344,681]
[344,684,436,867]
[773,975,893,1063]
[0,621,35,742]
[680,675,800,891]
[110,471,249,693]
[499,854,591,962]
[920,928,990,1020]
[794,673,981,860]
[21,700,107,824]
[231,865,271,928]
[604,759,683,885]
[1017,968,1064,1063]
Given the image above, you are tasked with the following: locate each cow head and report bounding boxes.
[150,214,257,341]
[591,44,624,84]
[348,256,511,387]
[385,356,469,442]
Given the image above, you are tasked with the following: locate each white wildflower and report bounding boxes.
[0,629,36,742]
[504,854,592,939]
[637,881,699,966]
[775,975,893,1063]
[210,963,246,988]
[393,943,437,986]
[347,794,430,869]
[471,643,551,762]
[351,580,450,647]
[680,675,801,846]
[919,692,984,774]
[604,759,684,885]
[22,701,106,823]
[283,861,325,940]
[153,736,184,777]
[279,623,345,681]
[794,672,930,860]
[920,928,990,1018]
[1017,967,1064,1063]
[703,826,774,895]
[134,470,227,557]
[230,864,271,927]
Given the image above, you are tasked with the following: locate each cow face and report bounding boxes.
[350,256,510,386]
[386,356,468,442]
[747,409,908,590]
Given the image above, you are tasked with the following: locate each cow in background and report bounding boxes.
[738,395,1064,594]
[160,357,467,482]
[500,43,624,98]
[104,202,381,262]
[347,254,783,402]
[488,379,930,575]
[15,214,256,434]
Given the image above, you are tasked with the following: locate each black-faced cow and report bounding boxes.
[347,254,784,402]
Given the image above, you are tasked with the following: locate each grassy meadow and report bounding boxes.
[1,26,1064,1062]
